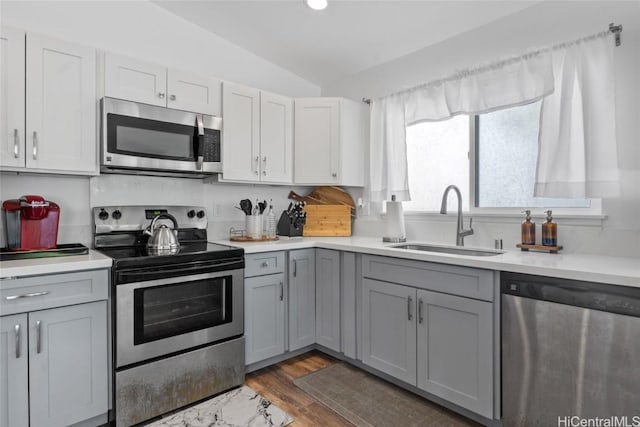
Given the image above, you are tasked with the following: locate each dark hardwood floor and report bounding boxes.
[245,350,354,426]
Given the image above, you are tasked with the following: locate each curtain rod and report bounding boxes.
[362,22,623,105]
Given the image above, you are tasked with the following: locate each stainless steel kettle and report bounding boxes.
[144,213,180,254]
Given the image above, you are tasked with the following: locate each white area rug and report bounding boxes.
[145,386,293,427]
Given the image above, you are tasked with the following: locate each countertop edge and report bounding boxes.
[0,250,113,279]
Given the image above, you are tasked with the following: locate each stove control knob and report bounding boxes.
[112,210,122,220]
[187,209,196,219]
[197,210,206,219]
[98,209,109,221]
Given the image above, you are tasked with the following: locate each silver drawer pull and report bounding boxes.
[15,324,21,359]
[5,291,50,301]
[407,296,413,321]
[279,281,284,301]
[418,299,424,324]
[261,261,269,268]
[36,320,42,354]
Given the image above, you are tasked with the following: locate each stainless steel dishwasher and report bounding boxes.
[501,272,640,426]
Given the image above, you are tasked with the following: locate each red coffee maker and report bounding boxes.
[2,195,60,250]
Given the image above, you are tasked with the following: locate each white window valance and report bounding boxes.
[369,30,618,203]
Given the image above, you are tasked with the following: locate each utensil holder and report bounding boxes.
[245,215,263,239]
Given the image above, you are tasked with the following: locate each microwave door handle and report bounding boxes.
[196,115,205,170]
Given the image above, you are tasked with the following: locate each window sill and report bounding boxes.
[400,211,606,227]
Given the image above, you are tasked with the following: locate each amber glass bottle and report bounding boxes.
[541,210,558,246]
[521,210,535,245]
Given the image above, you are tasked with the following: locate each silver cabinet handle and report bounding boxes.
[331,172,337,178]
[293,259,297,277]
[407,296,413,321]
[5,291,50,301]
[36,320,42,354]
[262,156,267,176]
[158,92,165,99]
[32,131,38,159]
[279,281,284,301]
[254,156,259,175]
[418,299,424,324]
[13,129,19,158]
[15,324,21,359]
[169,94,176,101]
[261,261,268,268]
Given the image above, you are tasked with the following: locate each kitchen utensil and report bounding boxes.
[144,213,180,254]
[239,199,252,215]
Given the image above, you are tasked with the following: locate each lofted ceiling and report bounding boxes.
[153,0,539,87]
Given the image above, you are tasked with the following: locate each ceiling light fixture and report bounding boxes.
[306,0,328,11]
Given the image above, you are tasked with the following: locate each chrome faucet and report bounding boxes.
[440,185,474,246]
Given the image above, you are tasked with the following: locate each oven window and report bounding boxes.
[133,276,232,345]
[107,113,196,161]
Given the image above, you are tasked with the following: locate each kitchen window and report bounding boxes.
[405,101,601,215]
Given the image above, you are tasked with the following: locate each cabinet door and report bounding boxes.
[26,34,97,173]
[222,82,260,181]
[362,278,416,385]
[29,301,108,427]
[260,91,292,183]
[288,249,316,351]
[104,53,167,107]
[0,27,25,169]
[294,98,340,184]
[417,290,493,418]
[316,249,341,352]
[0,314,28,427]
[245,273,285,364]
[167,69,221,116]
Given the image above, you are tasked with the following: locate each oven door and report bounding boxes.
[115,268,243,368]
[101,97,222,174]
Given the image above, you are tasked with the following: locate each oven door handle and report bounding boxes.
[119,261,242,281]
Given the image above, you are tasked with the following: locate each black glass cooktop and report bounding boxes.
[95,235,243,270]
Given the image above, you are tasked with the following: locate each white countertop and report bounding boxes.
[0,250,113,279]
[219,236,640,288]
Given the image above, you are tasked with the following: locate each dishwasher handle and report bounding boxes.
[501,272,640,318]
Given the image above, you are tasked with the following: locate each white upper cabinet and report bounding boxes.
[105,53,221,116]
[294,97,366,186]
[260,91,293,183]
[0,27,26,169]
[105,53,166,107]
[222,82,292,184]
[25,33,97,174]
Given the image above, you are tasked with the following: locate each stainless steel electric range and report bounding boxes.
[93,206,245,427]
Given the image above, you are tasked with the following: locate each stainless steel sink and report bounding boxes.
[391,243,503,257]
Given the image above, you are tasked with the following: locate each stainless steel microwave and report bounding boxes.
[101,97,222,177]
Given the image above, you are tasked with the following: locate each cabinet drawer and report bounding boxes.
[362,255,494,301]
[0,269,109,315]
[245,252,285,277]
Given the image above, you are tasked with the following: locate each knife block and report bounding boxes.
[276,211,304,237]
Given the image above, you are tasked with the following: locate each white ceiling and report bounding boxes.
[153,0,539,87]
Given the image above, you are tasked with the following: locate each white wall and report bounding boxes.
[327,1,640,257]
[0,0,320,247]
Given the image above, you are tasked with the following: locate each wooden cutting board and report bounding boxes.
[288,186,355,207]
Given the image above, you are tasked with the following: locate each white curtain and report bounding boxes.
[369,31,618,203]
[535,34,619,198]
[370,51,554,202]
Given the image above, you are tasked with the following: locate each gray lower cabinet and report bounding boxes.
[315,249,341,352]
[0,269,109,427]
[244,273,286,364]
[0,314,29,427]
[29,301,108,427]
[360,255,495,418]
[288,249,315,351]
[416,290,493,418]
[362,278,417,384]
[0,302,108,427]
